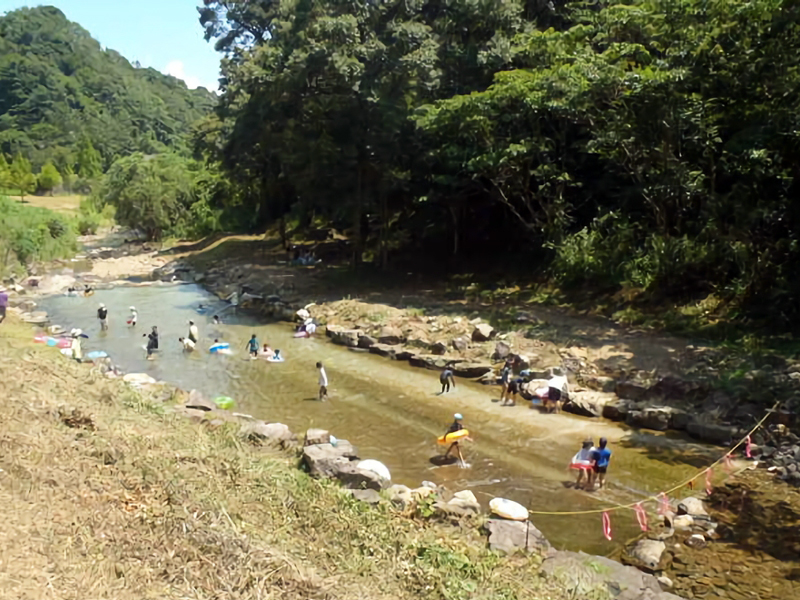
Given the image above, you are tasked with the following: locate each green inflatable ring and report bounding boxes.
[214,396,235,410]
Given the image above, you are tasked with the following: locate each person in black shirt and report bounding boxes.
[439,366,455,394]
[143,326,159,359]
[97,303,109,331]
[502,377,523,406]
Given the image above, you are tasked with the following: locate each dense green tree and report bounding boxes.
[38,162,62,195]
[97,152,221,240]
[76,137,102,179]
[10,153,36,200]
[60,163,76,193]
[0,153,9,190]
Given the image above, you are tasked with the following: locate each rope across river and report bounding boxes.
[525,400,780,517]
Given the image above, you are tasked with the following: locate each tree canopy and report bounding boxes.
[0,6,217,172]
[199,0,800,330]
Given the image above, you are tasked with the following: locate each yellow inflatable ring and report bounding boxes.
[437,429,469,445]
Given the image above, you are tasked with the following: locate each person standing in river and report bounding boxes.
[499,359,512,403]
[439,366,455,394]
[144,326,159,359]
[589,437,612,490]
[245,334,259,358]
[188,320,199,344]
[128,306,138,327]
[443,413,471,467]
[317,362,328,401]
[97,303,109,331]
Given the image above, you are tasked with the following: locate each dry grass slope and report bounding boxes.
[0,317,600,600]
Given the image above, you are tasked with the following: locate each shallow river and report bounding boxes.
[41,283,717,554]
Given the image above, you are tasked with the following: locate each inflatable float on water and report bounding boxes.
[85,350,108,361]
[209,342,231,354]
[437,429,469,445]
[266,355,285,363]
[34,334,72,349]
[489,497,529,521]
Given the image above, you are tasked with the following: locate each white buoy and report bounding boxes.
[357,459,391,481]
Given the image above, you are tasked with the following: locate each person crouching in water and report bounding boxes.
[570,438,595,489]
[178,337,195,351]
[589,437,612,490]
[443,413,471,466]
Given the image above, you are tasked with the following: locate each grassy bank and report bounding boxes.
[0,316,593,600]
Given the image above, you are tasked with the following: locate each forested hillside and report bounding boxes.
[0,6,216,173]
[199,0,800,331]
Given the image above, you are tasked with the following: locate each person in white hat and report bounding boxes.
[443,413,471,466]
[97,303,109,331]
[128,306,138,327]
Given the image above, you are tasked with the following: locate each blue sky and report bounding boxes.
[0,0,222,91]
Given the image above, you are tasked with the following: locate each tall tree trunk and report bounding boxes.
[351,164,363,269]
[449,204,460,256]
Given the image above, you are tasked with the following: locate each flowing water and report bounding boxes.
[40,283,718,554]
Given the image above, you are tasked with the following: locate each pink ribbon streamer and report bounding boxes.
[657,492,670,516]
[602,511,612,541]
[745,435,752,458]
[705,468,713,496]
[634,502,649,532]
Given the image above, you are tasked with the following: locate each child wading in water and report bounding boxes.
[245,334,259,358]
[569,438,595,489]
[443,413,472,467]
[317,362,328,401]
[589,437,612,490]
[439,366,455,394]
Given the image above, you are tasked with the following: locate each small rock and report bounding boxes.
[453,490,478,504]
[387,484,413,508]
[685,533,707,549]
[624,539,666,571]
[434,497,481,518]
[240,422,294,448]
[422,480,438,489]
[672,515,694,530]
[328,328,360,347]
[411,486,436,499]
[348,489,382,504]
[377,326,404,345]
[430,341,448,355]
[677,497,708,517]
[493,341,511,360]
[304,428,331,446]
[471,323,496,342]
[406,337,431,350]
[451,337,468,352]
[335,463,387,491]
[657,575,674,589]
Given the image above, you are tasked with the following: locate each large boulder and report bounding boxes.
[328,328,360,347]
[492,341,512,361]
[563,391,616,418]
[677,497,708,517]
[302,442,360,478]
[333,462,387,491]
[485,519,551,554]
[304,428,331,446]
[615,380,651,401]
[241,422,295,448]
[686,422,736,445]
[430,341,448,356]
[185,390,217,412]
[579,375,617,394]
[357,334,377,349]
[434,497,481,519]
[452,362,493,378]
[471,323,496,342]
[451,337,468,352]
[602,400,632,421]
[369,344,397,358]
[377,326,405,345]
[623,539,666,572]
[409,355,449,370]
[626,408,671,431]
[540,551,683,600]
[650,375,709,401]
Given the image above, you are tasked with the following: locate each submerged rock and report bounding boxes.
[624,539,666,571]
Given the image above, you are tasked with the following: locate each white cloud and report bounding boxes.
[163,60,215,91]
